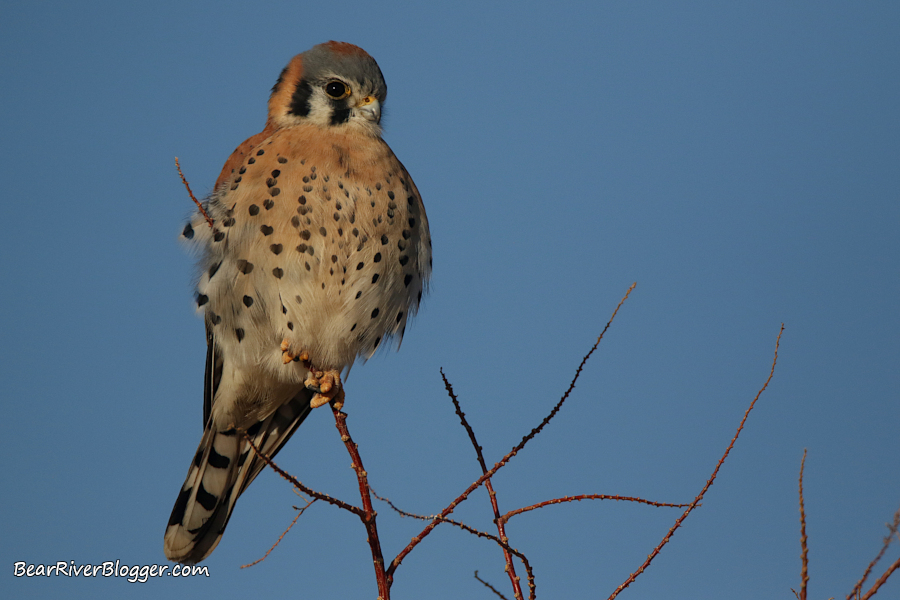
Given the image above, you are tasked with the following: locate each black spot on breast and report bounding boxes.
[350,323,357,332]
[182,223,194,239]
[371,273,379,284]
[287,322,294,330]
[239,166,247,173]
[298,195,307,205]
[235,328,244,342]
[270,188,281,196]
[222,218,235,227]
[271,169,281,178]
[261,225,274,236]
[248,157,256,164]
[333,212,340,221]
[408,217,416,227]
[399,255,409,266]
[291,216,300,227]
[277,157,287,164]
[196,294,208,306]
[388,191,395,200]
[381,234,388,245]
[402,229,411,239]
[209,312,222,325]
[249,204,260,216]
[256,149,265,156]
[236,260,254,274]
[296,243,308,253]
[331,255,338,263]
[319,227,327,236]
[214,231,225,242]
[243,295,254,307]
[270,244,283,255]
[404,274,412,287]
[303,184,313,192]
[208,262,221,279]
[398,240,407,251]
[295,295,303,304]
[300,229,311,240]
[263,199,275,210]
[371,308,379,318]
[356,262,364,270]
[272,268,284,279]
[374,253,382,263]
[396,311,404,323]
[355,291,362,299]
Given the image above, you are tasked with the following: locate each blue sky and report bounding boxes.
[2,1,898,598]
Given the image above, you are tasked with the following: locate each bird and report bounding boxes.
[164,41,431,564]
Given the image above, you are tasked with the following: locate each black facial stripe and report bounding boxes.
[289,79,313,117]
[330,106,352,125]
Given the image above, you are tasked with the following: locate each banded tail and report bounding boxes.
[163,391,312,564]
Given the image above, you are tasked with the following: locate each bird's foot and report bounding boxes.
[305,368,344,410]
[281,339,310,366]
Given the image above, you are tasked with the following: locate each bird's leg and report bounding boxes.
[281,339,344,410]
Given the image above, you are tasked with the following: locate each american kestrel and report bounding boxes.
[164,41,431,564]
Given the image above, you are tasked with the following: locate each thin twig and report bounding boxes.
[175,157,214,228]
[499,494,693,524]
[475,570,511,600]
[241,430,363,516]
[607,323,784,600]
[388,283,636,583]
[799,449,809,600]
[240,498,315,568]
[849,504,900,600]
[443,369,523,600]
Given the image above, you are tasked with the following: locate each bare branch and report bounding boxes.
[241,429,363,516]
[442,369,523,599]
[849,504,900,600]
[175,157,214,228]
[607,323,784,600]
[388,283,636,582]
[475,570,511,600]
[799,449,809,600]
[241,498,315,568]
[499,494,693,524]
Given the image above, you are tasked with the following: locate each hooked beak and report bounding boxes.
[357,96,381,123]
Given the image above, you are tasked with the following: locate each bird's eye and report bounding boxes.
[325,80,350,99]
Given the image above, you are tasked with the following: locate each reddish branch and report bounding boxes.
[848,505,900,600]
[798,449,809,600]
[387,283,637,585]
[442,368,524,600]
[606,323,784,600]
[175,157,215,228]
[242,430,363,516]
[371,488,536,598]
[499,494,693,524]
[329,404,389,599]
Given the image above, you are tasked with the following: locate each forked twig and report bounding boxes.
[499,494,693,524]
[387,284,637,584]
[175,157,214,228]
[849,504,900,600]
[442,369,524,600]
[241,430,363,516]
[607,323,785,600]
[241,497,315,568]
